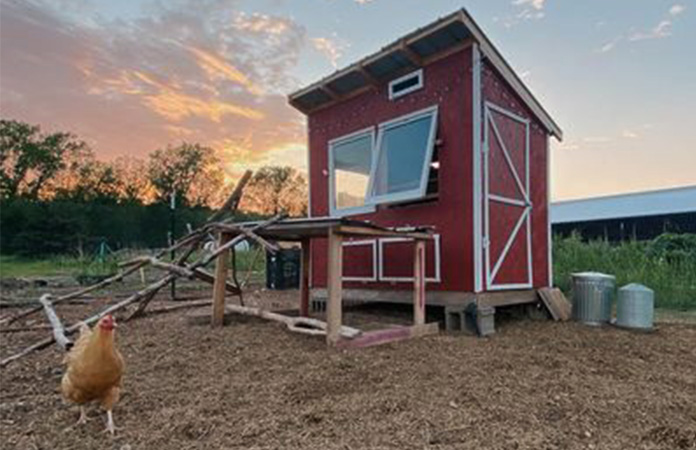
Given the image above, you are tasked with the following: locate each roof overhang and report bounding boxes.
[288,9,563,141]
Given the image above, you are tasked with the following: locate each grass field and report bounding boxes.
[2,234,694,309]
[0,248,267,282]
[553,234,696,310]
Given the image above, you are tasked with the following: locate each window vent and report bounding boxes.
[388,69,423,100]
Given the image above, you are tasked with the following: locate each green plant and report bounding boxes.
[553,233,696,310]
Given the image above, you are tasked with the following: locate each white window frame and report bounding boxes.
[388,69,424,100]
[366,105,439,206]
[377,234,441,283]
[342,239,378,282]
[328,126,376,217]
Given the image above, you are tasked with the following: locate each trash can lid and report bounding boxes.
[619,283,654,293]
[571,271,616,280]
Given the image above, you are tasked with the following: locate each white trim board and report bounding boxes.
[472,43,483,294]
[483,102,533,291]
[378,234,441,283]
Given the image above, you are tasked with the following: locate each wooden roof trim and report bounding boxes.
[289,8,563,140]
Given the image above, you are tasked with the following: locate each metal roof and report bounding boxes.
[288,8,563,140]
[551,185,696,224]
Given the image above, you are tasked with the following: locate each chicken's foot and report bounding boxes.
[104,410,116,435]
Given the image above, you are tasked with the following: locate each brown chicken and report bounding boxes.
[61,314,124,434]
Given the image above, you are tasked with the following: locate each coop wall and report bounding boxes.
[480,60,551,289]
[307,46,475,293]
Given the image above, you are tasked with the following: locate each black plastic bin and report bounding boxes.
[266,248,301,290]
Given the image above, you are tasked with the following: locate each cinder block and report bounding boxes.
[476,306,496,336]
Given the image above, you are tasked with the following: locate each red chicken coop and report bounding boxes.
[287,9,563,330]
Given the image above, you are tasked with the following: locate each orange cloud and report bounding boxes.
[187,46,261,95]
[142,87,264,122]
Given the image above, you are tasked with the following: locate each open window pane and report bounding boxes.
[331,132,373,212]
[368,108,437,203]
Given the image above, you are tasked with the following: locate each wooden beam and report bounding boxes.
[211,234,230,327]
[357,64,380,89]
[422,39,474,66]
[335,225,433,240]
[326,227,343,346]
[335,323,439,349]
[413,240,426,326]
[299,239,311,317]
[399,40,423,66]
[320,85,339,101]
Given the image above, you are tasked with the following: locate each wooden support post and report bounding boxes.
[326,228,343,346]
[413,240,426,326]
[211,233,231,327]
[299,238,311,317]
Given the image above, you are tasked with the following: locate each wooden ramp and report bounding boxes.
[538,288,572,321]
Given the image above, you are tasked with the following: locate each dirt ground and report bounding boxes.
[1,287,695,450]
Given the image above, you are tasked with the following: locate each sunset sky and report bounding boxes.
[1,0,694,200]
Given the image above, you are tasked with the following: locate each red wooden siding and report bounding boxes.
[481,61,550,288]
[342,240,376,280]
[380,236,439,281]
[308,47,474,292]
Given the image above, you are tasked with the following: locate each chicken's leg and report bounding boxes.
[76,406,88,425]
[105,410,116,435]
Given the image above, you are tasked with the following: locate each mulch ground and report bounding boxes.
[1,290,695,450]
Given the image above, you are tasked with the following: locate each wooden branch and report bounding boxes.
[0,263,143,326]
[38,294,72,351]
[200,214,286,267]
[0,324,53,333]
[212,223,279,253]
[144,299,211,316]
[189,303,362,339]
[207,170,252,223]
[0,275,175,367]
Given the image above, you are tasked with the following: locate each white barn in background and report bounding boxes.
[551,186,696,241]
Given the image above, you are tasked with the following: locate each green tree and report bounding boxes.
[0,119,87,200]
[147,142,225,207]
[241,166,307,216]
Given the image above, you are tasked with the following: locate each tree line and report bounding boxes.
[0,119,307,257]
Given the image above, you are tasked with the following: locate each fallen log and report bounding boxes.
[38,294,72,351]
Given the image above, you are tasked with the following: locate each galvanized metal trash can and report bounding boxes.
[571,272,616,325]
[616,283,654,330]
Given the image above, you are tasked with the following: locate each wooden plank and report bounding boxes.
[477,289,538,308]
[336,322,439,349]
[299,239,311,317]
[326,227,343,346]
[413,240,426,326]
[211,234,231,327]
[335,225,432,240]
[538,287,572,321]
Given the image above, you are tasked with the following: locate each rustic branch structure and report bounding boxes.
[0,172,443,367]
